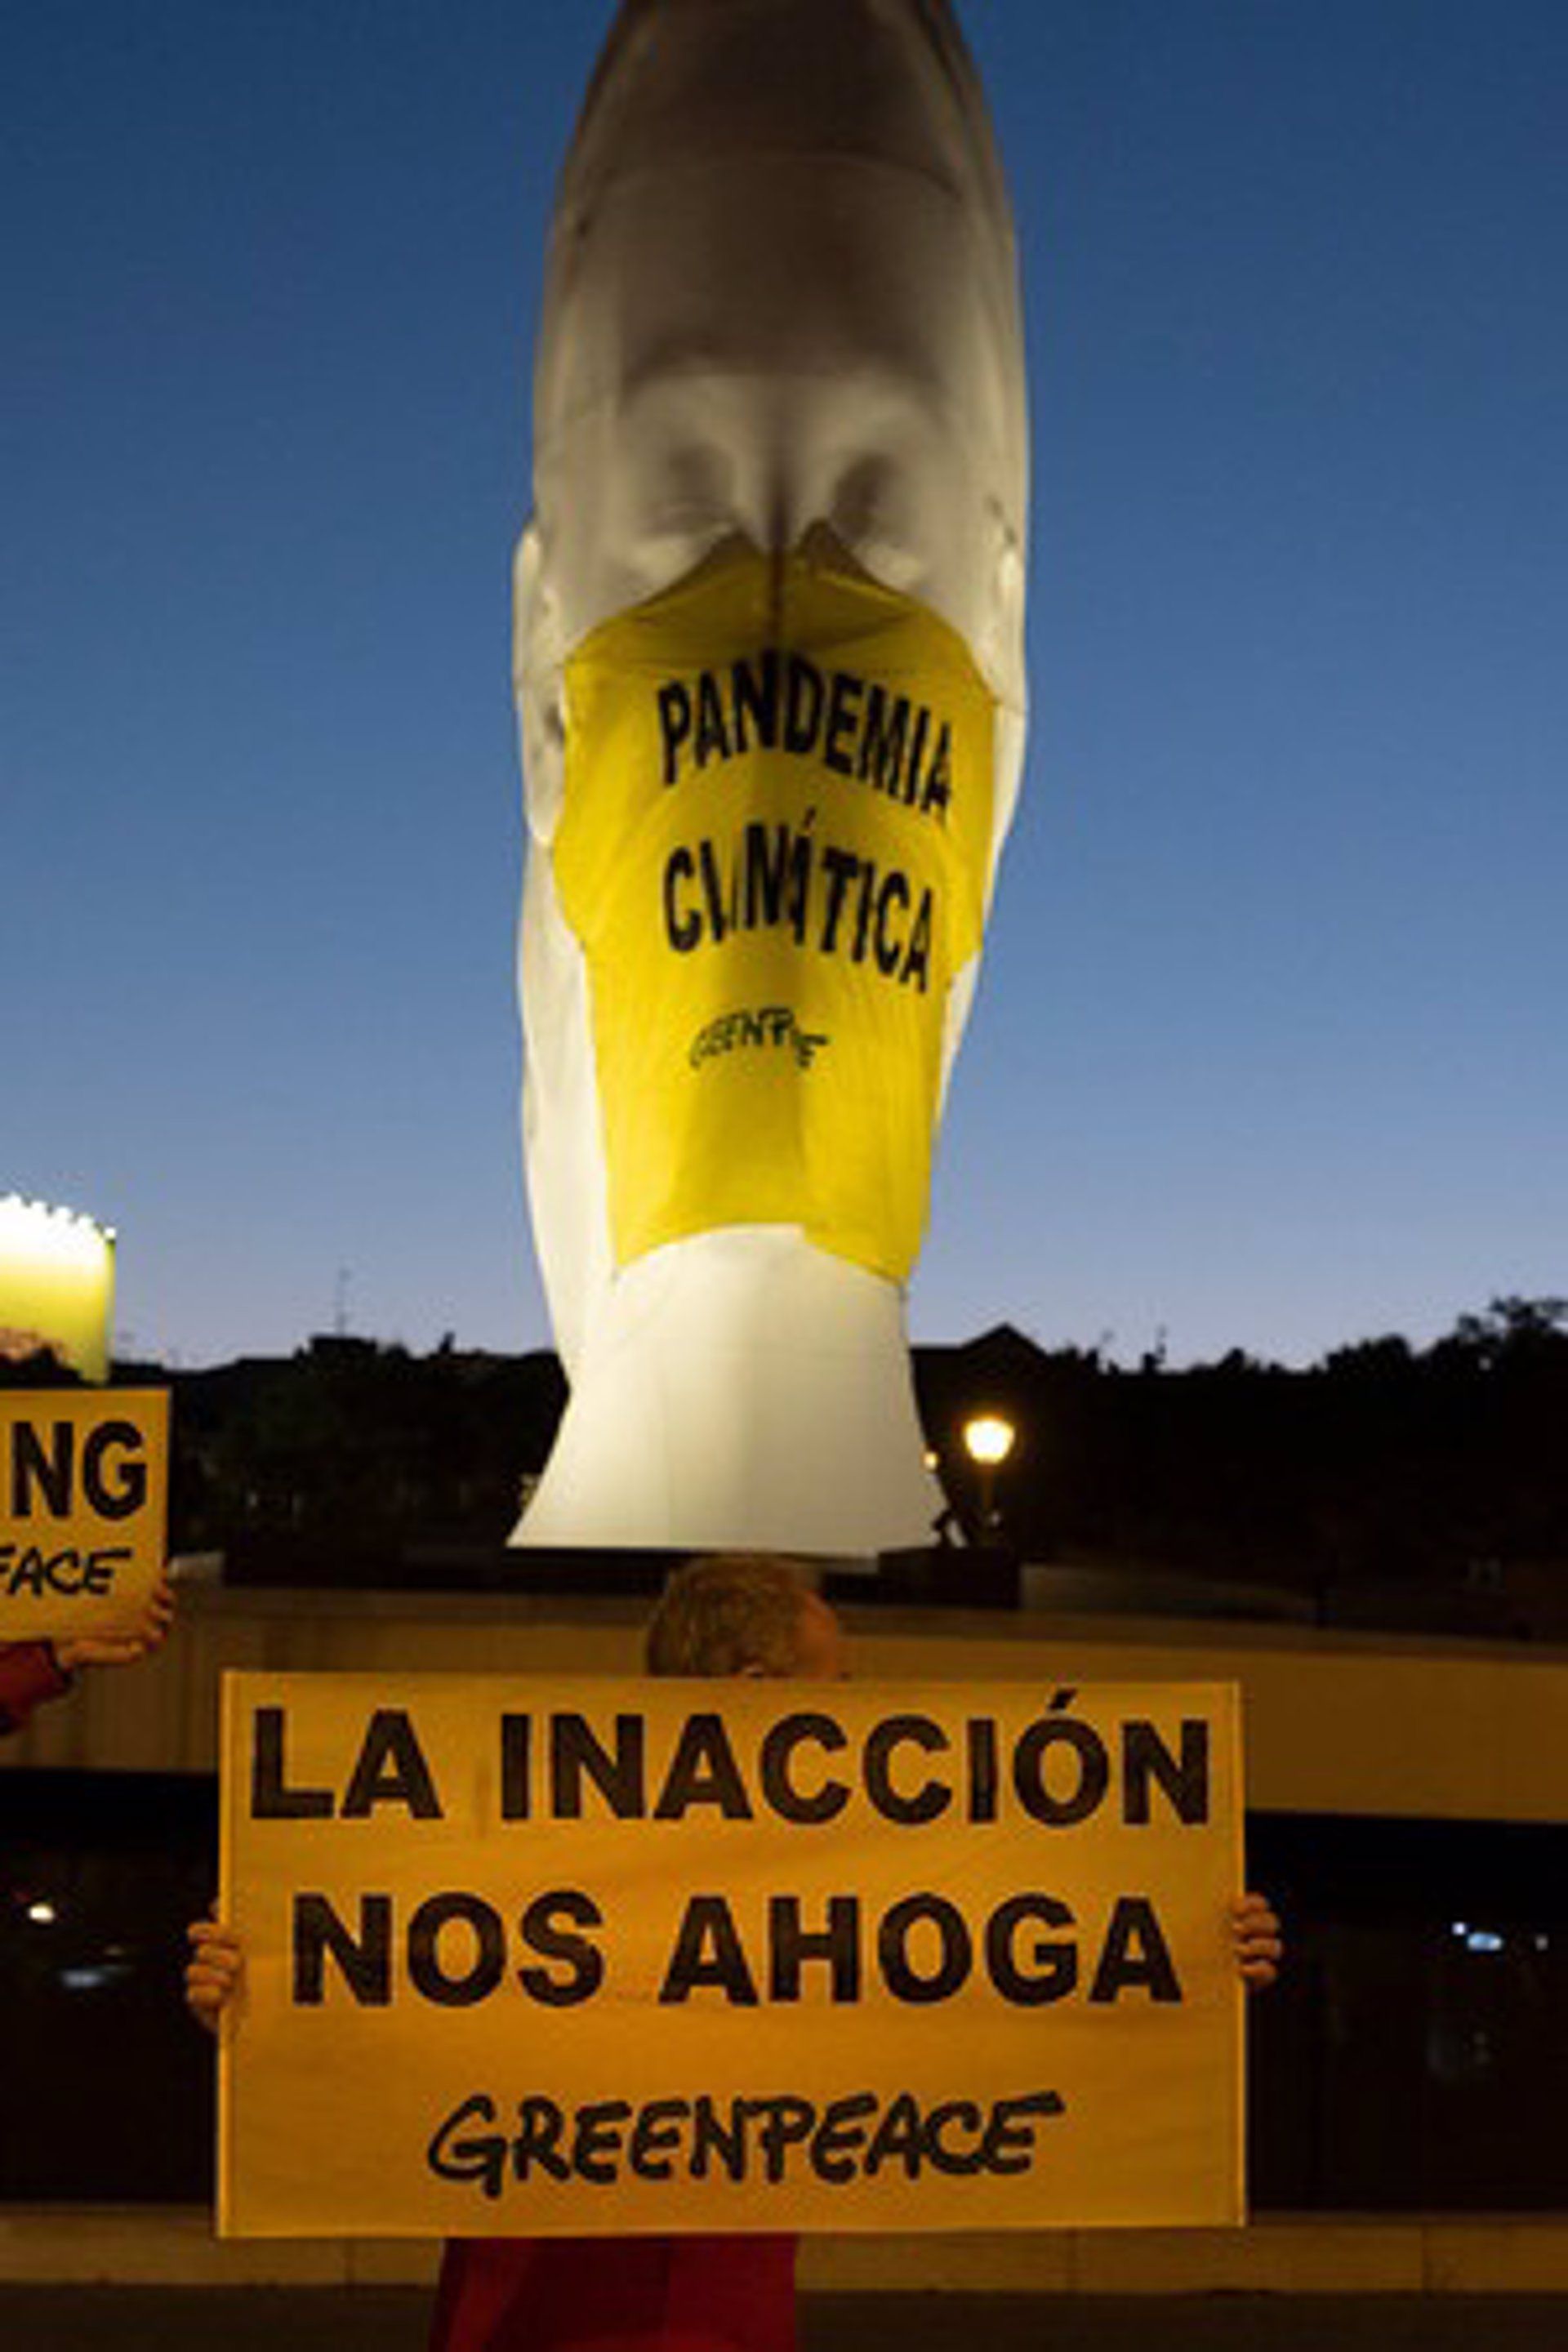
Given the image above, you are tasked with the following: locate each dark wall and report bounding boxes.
[0,1771,216,2199]
[1248,1812,1568,2209]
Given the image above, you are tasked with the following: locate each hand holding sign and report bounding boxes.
[54,1571,176,1671]
[187,1916,246,2033]
[1231,1893,1283,1991]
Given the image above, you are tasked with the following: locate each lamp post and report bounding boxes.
[962,1411,1016,1544]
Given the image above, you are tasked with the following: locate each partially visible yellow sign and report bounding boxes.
[0,1389,168,1639]
[551,530,996,1282]
[219,1673,1244,2238]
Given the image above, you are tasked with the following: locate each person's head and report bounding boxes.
[644,1552,844,1682]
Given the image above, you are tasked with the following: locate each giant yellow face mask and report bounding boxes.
[552,529,996,1286]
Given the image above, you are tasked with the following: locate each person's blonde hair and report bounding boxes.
[644,1552,815,1678]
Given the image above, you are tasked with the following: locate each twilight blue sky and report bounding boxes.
[6,0,1565,1370]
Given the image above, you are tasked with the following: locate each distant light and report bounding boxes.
[922,1448,940,1472]
[59,1961,134,1993]
[962,1413,1015,1468]
[1464,1930,1505,1955]
[24,1899,58,1927]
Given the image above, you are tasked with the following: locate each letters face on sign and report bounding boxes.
[0,1390,168,1641]
[219,1673,1245,2238]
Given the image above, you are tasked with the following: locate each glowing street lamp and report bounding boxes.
[962,1412,1016,1542]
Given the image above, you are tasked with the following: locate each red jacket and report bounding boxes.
[429,2234,797,2352]
[0,1642,71,1735]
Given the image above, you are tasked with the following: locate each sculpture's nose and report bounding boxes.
[529,0,1028,660]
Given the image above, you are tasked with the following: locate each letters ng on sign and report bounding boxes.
[0,1390,168,1639]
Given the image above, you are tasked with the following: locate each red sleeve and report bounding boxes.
[0,1642,72,1735]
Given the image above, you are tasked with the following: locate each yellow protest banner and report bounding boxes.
[550,529,996,1283]
[0,1389,168,1641]
[219,1672,1244,2238]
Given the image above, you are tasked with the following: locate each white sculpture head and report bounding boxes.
[514,0,1027,1555]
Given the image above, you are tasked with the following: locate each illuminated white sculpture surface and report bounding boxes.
[0,1194,116,1383]
[514,0,1028,1552]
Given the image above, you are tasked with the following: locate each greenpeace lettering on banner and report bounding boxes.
[0,1390,168,1639]
[219,1673,1245,2240]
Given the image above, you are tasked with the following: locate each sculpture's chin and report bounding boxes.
[510,1227,942,1557]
